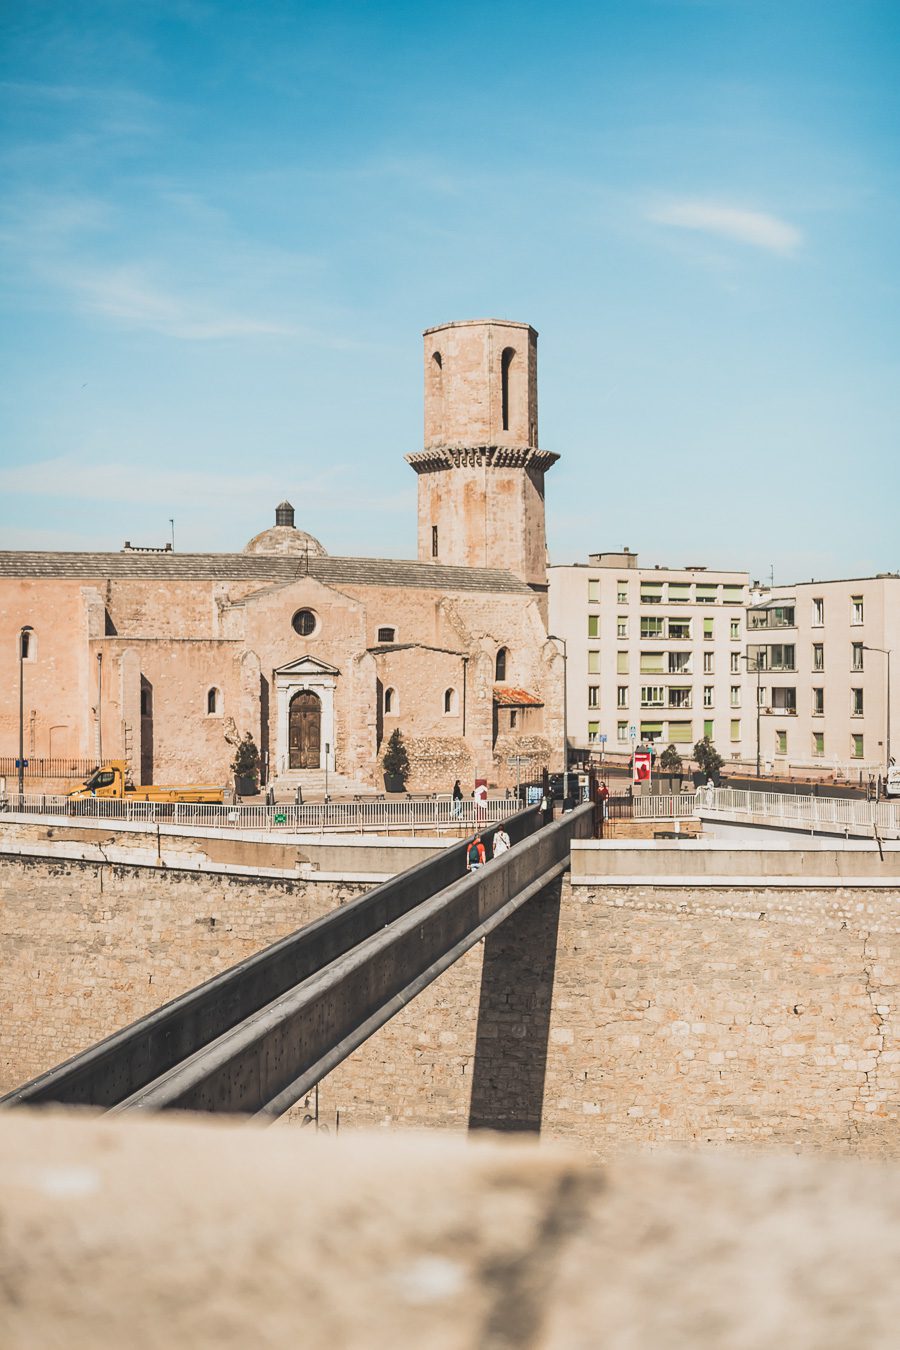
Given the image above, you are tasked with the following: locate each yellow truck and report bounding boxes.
[68,761,227,804]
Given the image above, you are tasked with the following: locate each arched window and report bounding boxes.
[501,347,515,432]
[384,687,397,715]
[443,688,458,715]
[206,687,221,716]
[495,647,508,682]
[18,629,36,661]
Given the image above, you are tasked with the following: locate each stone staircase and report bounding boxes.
[269,769,380,801]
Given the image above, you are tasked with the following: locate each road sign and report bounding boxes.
[15,759,28,768]
[599,735,607,744]
[628,726,637,740]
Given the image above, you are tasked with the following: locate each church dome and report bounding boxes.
[243,502,328,558]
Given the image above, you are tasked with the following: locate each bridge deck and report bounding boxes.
[2,805,593,1118]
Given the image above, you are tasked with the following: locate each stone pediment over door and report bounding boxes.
[273,655,341,678]
[273,656,340,777]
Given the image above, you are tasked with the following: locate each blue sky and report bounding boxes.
[1,0,897,583]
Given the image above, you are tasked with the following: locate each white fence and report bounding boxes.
[702,787,900,834]
[0,792,521,833]
[632,794,698,820]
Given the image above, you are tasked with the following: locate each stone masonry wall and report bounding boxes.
[4,853,900,1158]
[0,854,365,1093]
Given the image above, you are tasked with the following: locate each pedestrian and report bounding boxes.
[451,779,463,817]
[474,781,488,819]
[597,780,610,821]
[466,835,486,871]
[492,825,511,859]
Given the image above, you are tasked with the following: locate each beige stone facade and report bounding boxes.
[0,322,564,792]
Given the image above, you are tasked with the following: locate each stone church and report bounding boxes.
[0,320,563,793]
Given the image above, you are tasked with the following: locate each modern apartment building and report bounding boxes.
[746,574,899,777]
[548,550,751,762]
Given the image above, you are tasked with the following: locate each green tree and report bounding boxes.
[659,744,683,777]
[693,736,724,780]
[231,733,260,790]
[382,728,411,788]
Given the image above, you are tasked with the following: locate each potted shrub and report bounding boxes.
[232,733,261,797]
[692,735,724,787]
[382,728,410,794]
[659,743,684,792]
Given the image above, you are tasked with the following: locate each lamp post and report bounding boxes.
[741,651,762,778]
[96,652,103,765]
[18,625,33,797]
[548,634,568,802]
[863,645,892,790]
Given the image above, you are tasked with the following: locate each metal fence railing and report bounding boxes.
[702,786,900,833]
[0,792,520,833]
[631,794,699,820]
[0,757,97,780]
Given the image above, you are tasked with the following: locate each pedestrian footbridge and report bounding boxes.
[1,805,594,1119]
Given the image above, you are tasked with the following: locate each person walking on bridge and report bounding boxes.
[466,835,486,872]
[492,825,511,859]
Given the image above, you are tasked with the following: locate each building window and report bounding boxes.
[141,688,151,717]
[587,721,599,742]
[617,721,628,741]
[495,647,508,681]
[852,734,864,759]
[812,687,824,716]
[668,619,691,641]
[851,596,864,625]
[640,652,663,674]
[723,585,743,605]
[588,685,599,708]
[617,582,628,603]
[640,686,663,707]
[444,688,458,714]
[813,643,824,672]
[500,346,515,431]
[292,608,318,637]
[19,630,35,661]
[668,651,690,674]
[771,687,797,713]
[588,579,599,603]
[668,687,691,709]
[775,729,787,754]
[730,685,741,708]
[851,687,864,716]
[510,709,517,729]
[703,652,714,674]
[617,651,629,674]
[431,525,439,558]
[668,583,691,604]
[640,584,663,604]
[588,650,600,674]
[812,598,824,627]
[617,686,629,708]
[703,719,714,740]
[588,615,600,638]
[640,616,664,639]
[851,642,864,672]
[206,687,221,716]
[730,652,741,673]
[668,720,692,744]
[703,686,714,708]
[617,617,628,639]
[731,719,742,743]
[730,619,741,641]
[384,687,397,714]
[697,587,718,605]
[703,618,714,641]
[812,731,824,756]
[377,626,396,644]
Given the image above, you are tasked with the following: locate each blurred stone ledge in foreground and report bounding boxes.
[3,1110,900,1349]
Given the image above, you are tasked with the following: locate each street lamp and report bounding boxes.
[862,645,892,788]
[740,651,762,778]
[18,625,33,797]
[548,634,568,801]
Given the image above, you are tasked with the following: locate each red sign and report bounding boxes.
[633,751,652,784]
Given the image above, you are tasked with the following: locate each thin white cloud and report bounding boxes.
[648,200,802,255]
[0,458,342,506]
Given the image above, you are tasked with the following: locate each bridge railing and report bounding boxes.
[0,792,519,832]
[701,786,900,832]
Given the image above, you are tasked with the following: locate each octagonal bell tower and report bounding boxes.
[405,319,558,600]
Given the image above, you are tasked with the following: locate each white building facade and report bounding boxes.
[548,551,751,764]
